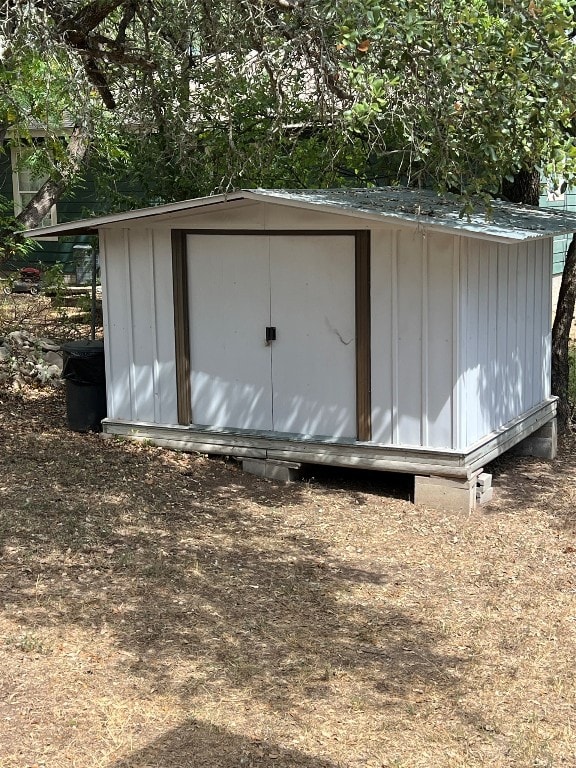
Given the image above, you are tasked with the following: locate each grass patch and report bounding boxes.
[5,632,53,655]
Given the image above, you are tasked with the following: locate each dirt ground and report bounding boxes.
[1,293,576,768]
[0,378,575,768]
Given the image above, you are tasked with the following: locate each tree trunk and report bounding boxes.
[16,178,68,230]
[502,168,541,206]
[15,126,90,230]
[552,233,576,432]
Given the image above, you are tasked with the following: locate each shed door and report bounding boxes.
[187,234,356,438]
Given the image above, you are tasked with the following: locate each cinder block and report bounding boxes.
[476,472,492,491]
[511,418,557,460]
[476,486,494,505]
[414,475,477,514]
[241,458,301,483]
[417,474,476,489]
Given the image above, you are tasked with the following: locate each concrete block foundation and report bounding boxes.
[510,418,557,460]
[241,458,301,483]
[414,473,480,514]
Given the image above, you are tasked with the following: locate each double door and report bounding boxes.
[187,233,357,438]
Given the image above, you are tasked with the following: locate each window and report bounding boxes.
[11,146,58,228]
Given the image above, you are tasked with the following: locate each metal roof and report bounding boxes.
[23,187,576,243]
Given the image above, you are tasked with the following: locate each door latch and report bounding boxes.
[265,326,277,344]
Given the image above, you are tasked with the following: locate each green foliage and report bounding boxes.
[325,0,576,194]
[4,0,576,208]
[41,262,66,295]
[0,196,34,266]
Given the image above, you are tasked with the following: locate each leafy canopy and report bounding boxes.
[1,0,576,208]
[328,0,576,194]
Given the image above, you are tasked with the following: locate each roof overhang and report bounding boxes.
[23,191,249,237]
[23,188,576,244]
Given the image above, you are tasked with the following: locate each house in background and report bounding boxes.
[0,121,103,274]
[540,180,576,308]
[0,124,139,277]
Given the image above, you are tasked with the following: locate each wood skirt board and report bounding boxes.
[102,420,467,476]
[463,398,557,472]
[101,400,556,479]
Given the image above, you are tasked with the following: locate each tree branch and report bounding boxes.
[15,126,91,230]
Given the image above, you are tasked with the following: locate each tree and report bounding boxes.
[3,0,576,423]
[5,1,576,202]
[552,234,576,427]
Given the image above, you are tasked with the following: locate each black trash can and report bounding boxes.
[61,340,106,432]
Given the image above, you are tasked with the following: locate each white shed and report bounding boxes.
[27,188,576,512]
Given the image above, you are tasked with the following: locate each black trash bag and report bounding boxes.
[61,340,106,432]
[61,340,105,385]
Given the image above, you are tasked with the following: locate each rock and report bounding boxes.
[43,351,63,370]
[38,338,60,352]
[7,330,32,346]
[33,362,62,383]
[0,328,67,389]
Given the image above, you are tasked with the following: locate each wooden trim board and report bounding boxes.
[101,398,557,479]
[171,230,192,425]
[171,228,372,440]
[355,231,371,440]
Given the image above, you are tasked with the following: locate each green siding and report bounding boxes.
[1,150,124,274]
[29,176,102,273]
[540,185,576,276]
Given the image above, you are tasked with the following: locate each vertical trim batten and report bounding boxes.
[391,231,399,444]
[355,231,372,441]
[421,237,429,446]
[125,229,136,421]
[171,230,192,425]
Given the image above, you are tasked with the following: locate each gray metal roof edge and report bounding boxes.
[244,190,539,242]
[23,187,576,241]
[248,188,576,240]
[22,191,248,238]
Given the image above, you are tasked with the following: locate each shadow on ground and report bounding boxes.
[0,388,464,717]
[111,718,338,768]
[486,433,576,531]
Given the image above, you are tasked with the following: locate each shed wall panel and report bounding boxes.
[458,238,552,449]
[425,232,456,448]
[396,229,424,446]
[101,229,133,420]
[485,244,499,429]
[102,227,177,424]
[463,239,484,444]
[128,228,156,422]
[371,229,456,449]
[152,229,179,425]
[542,245,553,399]
[370,229,395,444]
